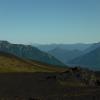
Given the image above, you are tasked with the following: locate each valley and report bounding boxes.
[0,41,100,100]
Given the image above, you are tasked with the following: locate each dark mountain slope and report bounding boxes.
[69,47,100,70]
[34,43,91,52]
[48,47,82,64]
[0,41,64,66]
[84,42,100,53]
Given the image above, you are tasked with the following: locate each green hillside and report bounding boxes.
[0,51,66,72]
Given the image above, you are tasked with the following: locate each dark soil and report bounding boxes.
[0,72,100,100]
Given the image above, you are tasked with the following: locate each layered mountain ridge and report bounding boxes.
[35,42,100,70]
[69,45,100,70]
[0,41,65,67]
[48,47,82,64]
[0,51,66,72]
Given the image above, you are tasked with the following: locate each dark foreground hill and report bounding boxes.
[0,52,99,100]
[0,41,64,66]
[0,69,99,100]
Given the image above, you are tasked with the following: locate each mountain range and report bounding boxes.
[0,40,100,71]
[35,42,100,70]
[34,43,91,52]
[0,41,64,67]
[48,47,82,64]
[69,46,100,70]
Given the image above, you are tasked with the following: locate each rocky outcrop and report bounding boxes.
[57,67,97,86]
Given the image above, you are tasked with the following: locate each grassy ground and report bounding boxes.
[0,56,66,72]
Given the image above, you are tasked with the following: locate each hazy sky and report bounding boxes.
[0,0,100,44]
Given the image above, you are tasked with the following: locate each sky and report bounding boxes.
[0,0,100,44]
